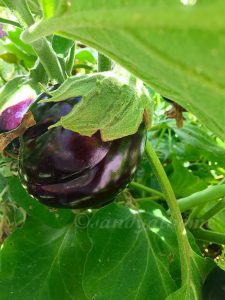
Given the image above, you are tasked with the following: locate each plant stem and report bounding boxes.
[177,185,225,212]
[145,141,191,285]
[134,196,161,201]
[3,0,65,83]
[130,182,165,199]
[191,228,225,245]
[0,17,21,28]
[154,127,166,149]
[31,39,65,82]
[98,53,112,72]
[3,0,34,27]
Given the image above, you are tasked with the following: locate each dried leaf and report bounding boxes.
[0,112,36,152]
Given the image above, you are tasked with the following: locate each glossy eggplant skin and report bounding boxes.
[202,267,225,300]
[19,91,146,209]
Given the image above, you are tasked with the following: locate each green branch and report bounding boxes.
[134,196,161,201]
[191,228,225,245]
[177,185,225,212]
[145,141,191,286]
[130,181,165,199]
[3,0,65,83]
[31,39,65,83]
[0,17,21,28]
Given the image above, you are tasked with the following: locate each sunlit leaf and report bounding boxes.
[22,0,225,139]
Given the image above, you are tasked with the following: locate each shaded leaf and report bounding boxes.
[171,124,225,166]
[52,35,74,57]
[0,217,90,300]
[169,160,207,198]
[208,208,225,234]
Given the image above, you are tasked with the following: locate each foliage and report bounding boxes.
[0,1,224,300]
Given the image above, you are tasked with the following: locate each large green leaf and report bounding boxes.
[83,201,213,300]
[0,217,90,300]
[22,0,225,139]
[0,200,213,299]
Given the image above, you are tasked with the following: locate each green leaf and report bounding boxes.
[76,48,96,64]
[40,0,55,18]
[52,35,74,57]
[8,28,37,57]
[83,201,213,300]
[167,250,214,300]
[0,217,90,300]
[170,124,225,166]
[4,43,36,68]
[169,160,207,198]
[44,71,152,141]
[0,76,29,111]
[208,208,225,234]
[83,202,178,299]
[22,0,225,139]
[40,0,68,19]
[0,53,18,64]
[0,199,213,299]
[8,176,73,228]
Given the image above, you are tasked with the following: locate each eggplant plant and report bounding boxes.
[0,1,225,300]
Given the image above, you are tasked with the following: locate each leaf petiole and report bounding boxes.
[145,141,191,286]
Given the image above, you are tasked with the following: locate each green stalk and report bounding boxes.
[191,228,225,245]
[0,17,21,28]
[130,182,165,199]
[98,53,112,72]
[134,196,161,201]
[177,185,225,212]
[3,0,34,27]
[31,39,65,82]
[145,141,191,285]
[3,0,65,83]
